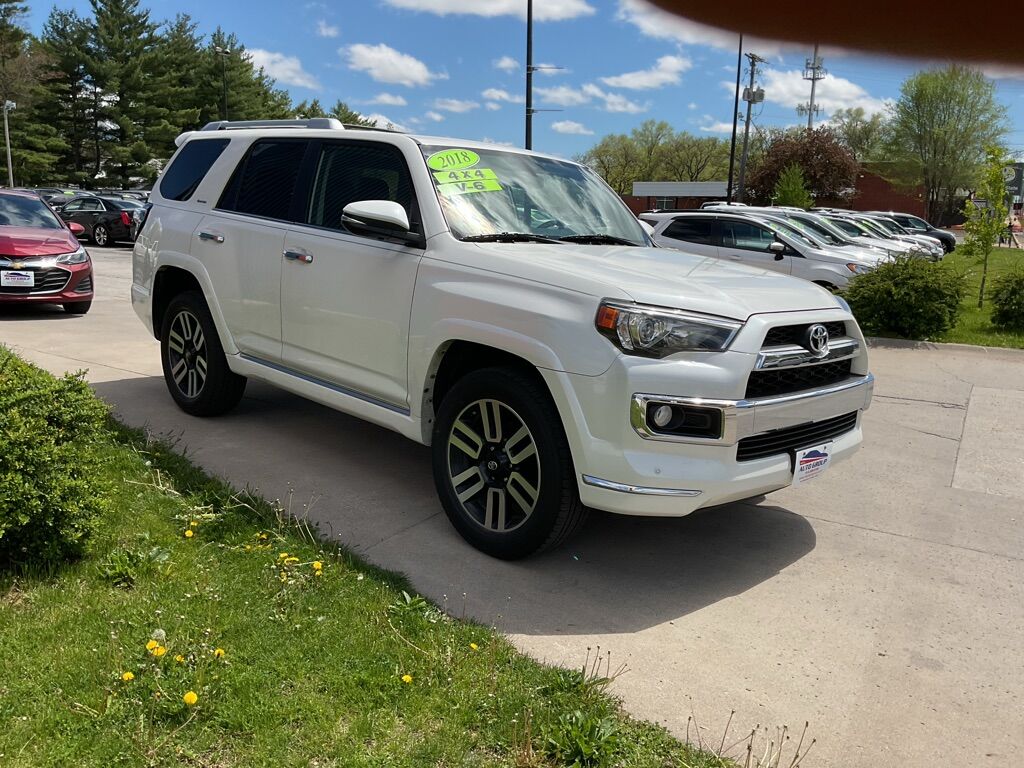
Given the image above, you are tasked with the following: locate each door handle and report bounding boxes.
[198,231,224,243]
[283,250,313,264]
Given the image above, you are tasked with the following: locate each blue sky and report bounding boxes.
[26,0,1024,159]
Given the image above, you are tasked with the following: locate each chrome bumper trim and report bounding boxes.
[631,372,874,445]
[582,475,702,497]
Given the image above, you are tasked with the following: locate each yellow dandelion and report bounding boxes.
[314,570,323,578]
[153,646,167,658]
[469,642,479,651]
[401,674,413,684]
[312,561,323,571]
[213,648,225,659]
[189,520,198,528]
[184,529,194,539]
[174,654,185,664]
[284,556,299,565]
[258,533,268,541]
[244,544,252,552]
[121,671,135,682]
[279,571,287,582]
[183,691,198,706]
[277,552,288,561]
[145,639,159,651]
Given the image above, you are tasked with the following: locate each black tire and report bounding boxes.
[160,290,246,416]
[431,367,588,559]
[92,224,109,246]
[63,301,91,315]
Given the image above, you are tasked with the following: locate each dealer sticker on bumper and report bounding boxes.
[793,442,833,486]
[1,270,34,287]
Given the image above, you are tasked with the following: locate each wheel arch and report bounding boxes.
[150,262,238,356]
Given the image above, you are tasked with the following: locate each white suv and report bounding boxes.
[132,120,874,559]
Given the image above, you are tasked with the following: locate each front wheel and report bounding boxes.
[431,367,587,559]
[160,291,246,416]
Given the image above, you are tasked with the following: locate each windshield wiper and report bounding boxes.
[557,234,640,246]
[461,232,561,244]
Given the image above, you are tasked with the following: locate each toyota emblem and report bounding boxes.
[805,324,830,357]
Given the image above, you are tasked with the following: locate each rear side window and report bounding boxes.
[218,139,309,221]
[663,218,716,245]
[160,139,229,201]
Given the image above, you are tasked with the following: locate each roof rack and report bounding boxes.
[199,118,345,131]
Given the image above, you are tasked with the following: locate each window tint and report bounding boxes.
[218,139,309,220]
[721,220,775,251]
[663,218,716,245]
[159,139,229,201]
[306,141,415,232]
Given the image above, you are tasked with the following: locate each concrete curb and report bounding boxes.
[866,336,1024,358]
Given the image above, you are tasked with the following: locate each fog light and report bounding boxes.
[652,404,674,428]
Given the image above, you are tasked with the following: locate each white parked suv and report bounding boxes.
[132,119,874,559]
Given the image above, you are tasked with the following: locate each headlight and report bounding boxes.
[595,301,742,357]
[846,262,873,275]
[56,246,89,265]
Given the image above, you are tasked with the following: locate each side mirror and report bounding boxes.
[68,222,85,236]
[341,200,422,247]
[769,240,786,259]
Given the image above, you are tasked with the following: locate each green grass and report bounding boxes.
[0,419,730,767]
[939,246,1024,348]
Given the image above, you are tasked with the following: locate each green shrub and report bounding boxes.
[990,270,1024,330]
[843,257,965,339]
[0,347,109,570]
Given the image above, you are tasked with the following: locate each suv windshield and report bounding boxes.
[0,194,63,229]
[421,145,647,245]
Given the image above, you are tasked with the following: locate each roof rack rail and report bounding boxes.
[339,123,401,133]
[199,118,345,131]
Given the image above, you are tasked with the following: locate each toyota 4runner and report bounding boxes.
[132,119,874,559]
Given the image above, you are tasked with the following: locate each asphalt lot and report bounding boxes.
[2,245,1022,767]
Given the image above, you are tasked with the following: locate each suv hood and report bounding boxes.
[453,242,839,321]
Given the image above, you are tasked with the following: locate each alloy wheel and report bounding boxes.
[93,226,108,246]
[446,398,541,533]
[166,309,207,399]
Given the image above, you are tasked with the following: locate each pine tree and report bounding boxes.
[772,163,814,209]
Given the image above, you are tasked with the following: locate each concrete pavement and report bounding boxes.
[2,246,1022,767]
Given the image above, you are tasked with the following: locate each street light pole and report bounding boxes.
[525,0,533,149]
[3,101,15,188]
[726,34,743,203]
[214,46,231,121]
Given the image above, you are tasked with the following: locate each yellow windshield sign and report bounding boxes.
[437,179,504,196]
[427,149,481,171]
[432,168,498,184]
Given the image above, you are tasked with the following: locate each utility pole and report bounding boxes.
[735,54,764,204]
[3,101,15,188]
[726,34,743,203]
[525,0,533,149]
[798,44,826,130]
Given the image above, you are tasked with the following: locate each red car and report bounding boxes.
[0,189,93,314]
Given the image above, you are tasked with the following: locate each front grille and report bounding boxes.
[745,360,855,399]
[763,321,846,347]
[74,275,93,293]
[0,267,72,295]
[737,411,858,462]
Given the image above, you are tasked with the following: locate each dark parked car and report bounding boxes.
[866,211,956,253]
[56,195,143,246]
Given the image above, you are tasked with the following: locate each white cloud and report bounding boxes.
[758,69,891,116]
[699,115,734,134]
[382,0,594,21]
[582,83,647,113]
[494,55,519,72]
[424,110,445,121]
[434,98,479,113]
[535,85,591,106]
[601,54,691,90]
[551,119,594,135]
[616,0,788,57]
[360,113,406,131]
[316,20,339,38]
[346,43,445,87]
[688,101,698,110]
[481,137,516,146]
[368,93,408,106]
[485,102,502,111]
[482,87,524,103]
[248,49,320,89]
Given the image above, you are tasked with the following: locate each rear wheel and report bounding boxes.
[431,367,587,559]
[160,290,246,416]
[92,224,109,246]
[63,301,91,315]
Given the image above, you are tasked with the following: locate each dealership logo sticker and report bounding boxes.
[793,443,832,485]
[1,270,34,288]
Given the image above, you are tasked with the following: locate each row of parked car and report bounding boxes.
[11,187,150,246]
[639,205,954,291]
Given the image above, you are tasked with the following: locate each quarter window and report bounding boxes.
[160,138,230,201]
[306,141,415,232]
[662,218,716,245]
[218,139,309,221]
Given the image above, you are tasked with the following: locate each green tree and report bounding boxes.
[830,106,887,161]
[886,65,1008,222]
[577,132,640,195]
[197,29,292,125]
[961,146,1009,308]
[660,134,729,181]
[773,163,813,208]
[746,127,858,205]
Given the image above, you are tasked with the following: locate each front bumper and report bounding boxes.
[542,311,874,517]
[0,261,93,304]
